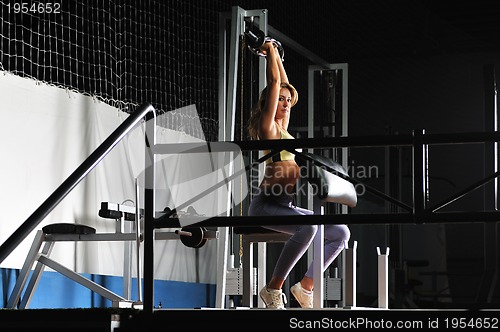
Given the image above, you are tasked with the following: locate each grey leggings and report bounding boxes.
[248,190,350,281]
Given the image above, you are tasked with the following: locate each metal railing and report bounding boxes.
[142,128,500,313]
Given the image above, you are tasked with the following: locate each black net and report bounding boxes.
[0,0,227,141]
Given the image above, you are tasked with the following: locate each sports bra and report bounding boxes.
[264,128,295,164]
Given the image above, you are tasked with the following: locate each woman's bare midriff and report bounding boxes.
[259,160,301,195]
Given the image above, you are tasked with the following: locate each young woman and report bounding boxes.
[247,40,351,309]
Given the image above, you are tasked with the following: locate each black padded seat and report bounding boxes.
[42,223,96,235]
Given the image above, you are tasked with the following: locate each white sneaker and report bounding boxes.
[259,286,287,309]
[290,282,313,308]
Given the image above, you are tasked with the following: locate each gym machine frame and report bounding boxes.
[144,63,499,311]
[143,130,500,312]
[217,6,353,309]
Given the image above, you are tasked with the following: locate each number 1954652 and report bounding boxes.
[6,2,61,14]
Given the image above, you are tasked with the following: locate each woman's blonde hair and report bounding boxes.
[247,82,298,140]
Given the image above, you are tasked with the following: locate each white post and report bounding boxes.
[312,224,324,308]
[343,240,357,308]
[215,227,230,308]
[377,247,390,309]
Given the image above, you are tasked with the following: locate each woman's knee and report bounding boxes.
[325,224,350,242]
[294,224,318,243]
[341,225,351,242]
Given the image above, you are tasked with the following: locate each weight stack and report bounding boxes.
[225,267,257,296]
[325,277,342,301]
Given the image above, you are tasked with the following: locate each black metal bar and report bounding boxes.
[229,131,500,152]
[143,111,156,315]
[234,135,415,150]
[423,131,500,145]
[154,132,500,154]
[154,210,500,229]
[429,170,500,212]
[412,130,426,224]
[0,103,156,264]
[476,64,498,304]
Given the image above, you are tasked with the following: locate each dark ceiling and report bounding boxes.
[227,0,500,62]
[331,0,500,61]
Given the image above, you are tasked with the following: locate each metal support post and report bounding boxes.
[377,247,390,309]
[343,240,357,308]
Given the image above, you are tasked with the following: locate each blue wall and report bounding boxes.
[1,268,216,309]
